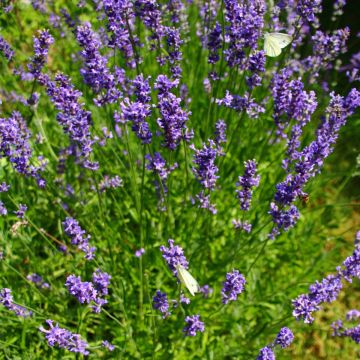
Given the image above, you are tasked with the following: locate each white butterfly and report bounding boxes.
[264,32,293,57]
[176,264,200,296]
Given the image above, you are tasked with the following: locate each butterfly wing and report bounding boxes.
[264,34,282,57]
[264,33,292,57]
[177,265,200,296]
[268,33,292,48]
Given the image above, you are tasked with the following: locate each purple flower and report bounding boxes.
[146,152,178,182]
[223,0,265,68]
[183,315,205,336]
[296,0,322,23]
[14,204,27,219]
[40,73,97,168]
[65,275,97,304]
[275,327,294,349]
[207,22,222,65]
[221,270,246,304]
[331,314,360,344]
[99,175,123,192]
[28,29,54,78]
[135,248,145,257]
[194,191,217,215]
[308,274,343,303]
[216,91,265,119]
[236,160,260,211]
[256,346,275,360]
[92,269,111,296]
[102,340,115,351]
[119,98,152,144]
[191,140,219,190]
[160,239,189,276]
[232,219,252,233]
[0,111,45,182]
[63,217,96,260]
[76,22,120,105]
[199,285,213,298]
[0,36,14,61]
[102,0,136,68]
[0,201,7,216]
[39,320,89,355]
[347,309,360,321]
[0,288,32,317]
[152,290,170,318]
[27,273,50,289]
[180,293,190,305]
[342,246,360,282]
[214,119,227,147]
[155,75,191,150]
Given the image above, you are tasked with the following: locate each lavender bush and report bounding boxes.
[0,0,359,358]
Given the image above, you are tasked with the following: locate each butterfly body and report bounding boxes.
[264,32,292,57]
[176,265,200,296]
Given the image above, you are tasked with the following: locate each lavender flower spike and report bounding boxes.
[28,29,54,78]
[39,320,89,355]
[236,160,260,211]
[0,288,32,317]
[275,327,294,348]
[221,270,246,304]
[160,239,189,276]
[256,346,275,360]
[183,315,205,336]
[152,290,170,318]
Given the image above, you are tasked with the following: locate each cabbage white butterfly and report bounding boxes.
[176,264,200,296]
[264,32,292,57]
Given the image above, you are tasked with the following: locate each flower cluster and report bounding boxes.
[236,160,260,211]
[216,90,264,119]
[0,35,14,61]
[155,75,191,150]
[65,270,110,313]
[76,22,120,105]
[223,0,265,68]
[160,239,189,276]
[221,270,246,304]
[257,327,294,359]
[62,217,96,260]
[27,273,50,289]
[102,0,135,68]
[39,320,89,355]
[183,315,205,336]
[0,288,32,317]
[0,111,45,185]
[99,175,123,192]
[152,290,170,318]
[331,312,360,344]
[40,72,97,169]
[28,29,54,78]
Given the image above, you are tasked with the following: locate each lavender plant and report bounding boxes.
[0,1,359,359]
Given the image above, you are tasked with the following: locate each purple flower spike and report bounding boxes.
[221,270,246,304]
[236,160,260,211]
[65,275,98,304]
[0,36,14,61]
[92,269,111,296]
[160,239,188,276]
[28,29,54,78]
[15,204,27,219]
[183,315,205,336]
[275,327,294,349]
[39,320,89,355]
[0,288,32,317]
[63,217,96,260]
[152,290,170,318]
[256,346,275,360]
[102,340,115,351]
